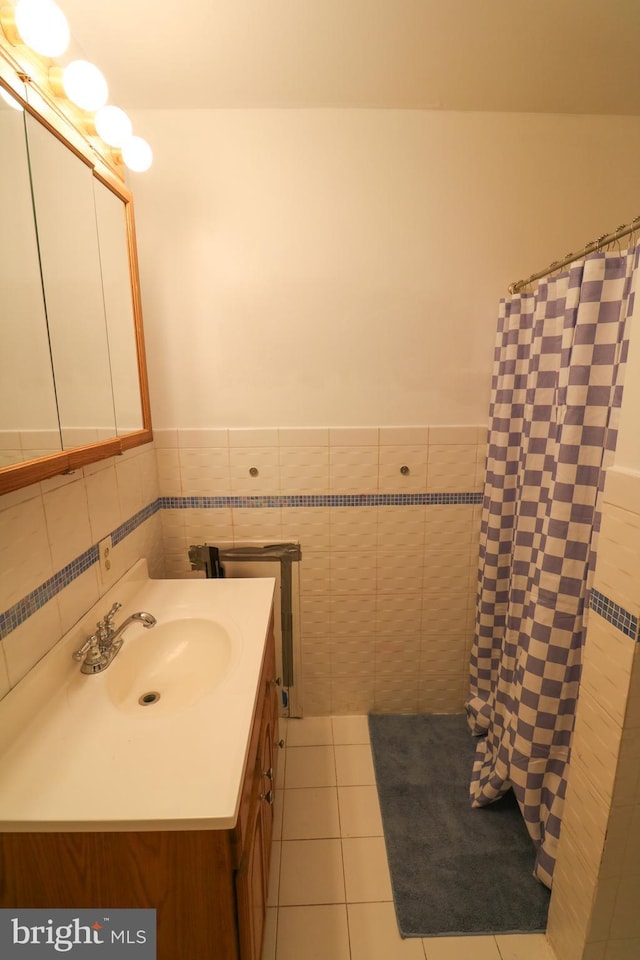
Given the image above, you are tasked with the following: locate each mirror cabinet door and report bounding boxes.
[93,180,144,435]
[24,109,117,450]
[0,82,61,466]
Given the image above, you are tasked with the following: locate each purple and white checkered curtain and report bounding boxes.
[467,246,638,888]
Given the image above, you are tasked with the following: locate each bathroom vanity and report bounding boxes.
[0,564,280,960]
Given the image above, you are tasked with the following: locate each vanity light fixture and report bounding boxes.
[0,85,23,109]
[94,104,132,148]
[57,59,108,112]
[121,135,153,173]
[6,0,70,58]
[1,2,153,172]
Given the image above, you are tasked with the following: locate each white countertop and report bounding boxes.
[0,561,275,832]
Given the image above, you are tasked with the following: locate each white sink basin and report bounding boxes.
[107,617,233,716]
[0,561,276,832]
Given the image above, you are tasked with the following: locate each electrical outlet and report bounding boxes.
[98,535,113,580]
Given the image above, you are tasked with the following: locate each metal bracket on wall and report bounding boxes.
[188,542,302,687]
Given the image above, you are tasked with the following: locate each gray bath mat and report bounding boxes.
[368,713,550,937]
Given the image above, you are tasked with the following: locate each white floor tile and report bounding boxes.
[332,715,371,744]
[282,787,341,840]
[284,745,336,788]
[422,935,501,960]
[494,934,556,960]
[279,839,345,905]
[348,902,426,959]
[338,785,384,836]
[276,905,350,960]
[342,836,393,902]
[286,717,333,746]
[262,907,277,960]
[266,841,281,907]
[335,743,376,785]
[273,785,284,841]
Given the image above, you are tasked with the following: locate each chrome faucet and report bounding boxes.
[72,602,157,674]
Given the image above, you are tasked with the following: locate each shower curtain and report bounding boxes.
[467,245,639,888]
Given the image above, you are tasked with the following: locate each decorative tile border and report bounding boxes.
[160,493,483,509]
[0,500,162,642]
[0,491,480,642]
[111,498,162,546]
[590,588,639,640]
[0,544,99,641]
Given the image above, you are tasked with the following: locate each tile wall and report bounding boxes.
[155,425,486,716]
[0,442,163,701]
[0,430,63,468]
[547,467,640,960]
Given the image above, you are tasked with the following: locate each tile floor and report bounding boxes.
[263,715,556,960]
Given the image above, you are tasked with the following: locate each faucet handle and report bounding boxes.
[103,602,122,625]
[72,634,98,661]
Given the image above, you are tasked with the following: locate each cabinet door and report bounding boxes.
[260,717,275,876]
[236,796,266,960]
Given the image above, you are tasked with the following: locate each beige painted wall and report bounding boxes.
[129,108,640,430]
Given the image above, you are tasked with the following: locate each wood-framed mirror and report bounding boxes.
[0,42,152,497]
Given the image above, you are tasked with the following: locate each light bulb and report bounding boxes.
[62,60,108,112]
[95,105,132,147]
[14,0,69,57]
[0,86,24,111]
[122,136,153,173]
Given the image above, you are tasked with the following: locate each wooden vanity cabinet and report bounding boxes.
[234,617,280,960]
[0,620,280,960]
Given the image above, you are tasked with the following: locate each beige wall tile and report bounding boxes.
[180,448,231,496]
[329,427,378,446]
[329,446,379,493]
[571,685,624,806]
[376,546,424,595]
[603,937,640,959]
[624,647,640,729]
[375,593,422,636]
[43,479,92,570]
[331,596,376,637]
[57,566,101,634]
[0,648,10,700]
[600,805,634,879]
[427,444,478,492]
[379,426,429,445]
[0,496,53,611]
[3,600,62,688]
[593,503,640,613]
[177,428,228,448]
[85,463,122,543]
[330,676,374,715]
[378,445,427,492]
[229,446,279,495]
[156,448,181,495]
[228,428,278,447]
[603,467,640,516]
[581,616,635,728]
[301,597,332,639]
[299,549,331,596]
[230,506,282,541]
[329,551,377,596]
[279,446,330,495]
[377,505,426,548]
[278,427,329,446]
[281,506,331,548]
[330,507,378,550]
[429,426,480,445]
[610,874,640,939]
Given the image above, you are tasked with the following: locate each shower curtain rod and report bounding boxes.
[508,214,640,294]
